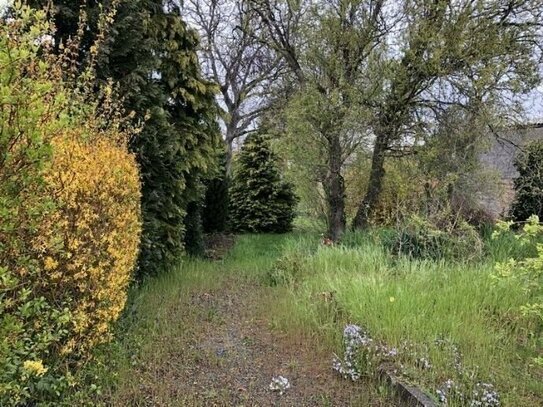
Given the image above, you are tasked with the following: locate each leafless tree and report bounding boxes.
[184,0,284,173]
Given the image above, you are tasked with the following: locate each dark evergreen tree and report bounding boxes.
[26,0,102,55]
[203,177,230,233]
[202,151,230,233]
[134,3,219,274]
[28,0,221,276]
[184,199,205,256]
[510,140,543,222]
[230,134,297,233]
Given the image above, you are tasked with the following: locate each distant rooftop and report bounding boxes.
[510,118,543,129]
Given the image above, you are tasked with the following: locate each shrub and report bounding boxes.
[492,216,543,345]
[345,155,426,225]
[230,134,297,233]
[0,7,141,404]
[510,140,543,222]
[40,135,141,355]
[383,214,483,261]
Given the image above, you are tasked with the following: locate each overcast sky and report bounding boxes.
[0,0,10,12]
[525,86,543,121]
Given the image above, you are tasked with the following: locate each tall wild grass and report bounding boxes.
[267,230,543,406]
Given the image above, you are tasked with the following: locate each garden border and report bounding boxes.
[378,364,437,407]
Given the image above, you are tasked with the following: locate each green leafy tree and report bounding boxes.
[28,0,221,276]
[352,0,542,229]
[230,134,297,233]
[250,0,541,234]
[510,141,543,222]
[251,0,382,241]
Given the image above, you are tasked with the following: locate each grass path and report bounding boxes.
[91,234,396,406]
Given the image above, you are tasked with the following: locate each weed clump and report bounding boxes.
[383,214,483,261]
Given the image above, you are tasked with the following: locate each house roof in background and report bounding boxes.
[511,119,543,129]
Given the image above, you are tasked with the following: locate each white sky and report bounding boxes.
[524,86,543,121]
[0,0,10,11]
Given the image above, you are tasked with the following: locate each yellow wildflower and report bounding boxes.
[43,256,58,271]
[389,296,396,303]
[23,360,48,376]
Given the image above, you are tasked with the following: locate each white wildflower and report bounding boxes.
[471,382,500,407]
[34,34,55,47]
[269,375,290,395]
[417,357,432,370]
[332,324,370,381]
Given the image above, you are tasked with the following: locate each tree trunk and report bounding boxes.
[352,132,388,230]
[224,118,239,176]
[325,135,346,241]
[225,138,234,176]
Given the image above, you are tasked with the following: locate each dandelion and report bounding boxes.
[23,360,48,376]
[44,256,58,271]
[389,296,396,303]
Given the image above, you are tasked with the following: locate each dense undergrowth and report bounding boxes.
[267,223,543,406]
[65,223,543,406]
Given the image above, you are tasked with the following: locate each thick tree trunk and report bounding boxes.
[325,135,346,241]
[352,132,388,230]
[224,119,239,176]
[225,138,234,176]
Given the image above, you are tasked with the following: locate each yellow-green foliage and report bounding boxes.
[493,215,543,350]
[0,5,141,404]
[345,156,425,224]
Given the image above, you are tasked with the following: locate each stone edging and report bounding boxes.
[378,364,437,407]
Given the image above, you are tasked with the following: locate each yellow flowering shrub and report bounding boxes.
[0,4,141,404]
[38,134,141,356]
